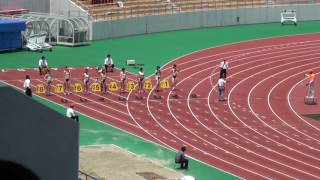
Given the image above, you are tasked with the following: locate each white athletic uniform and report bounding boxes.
[100,72,106,82]
[64,69,71,81]
[83,72,89,84]
[172,68,178,82]
[120,71,126,81]
[155,69,161,81]
[138,71,144,82]
[44,73,52,84]
[39,59,48,68]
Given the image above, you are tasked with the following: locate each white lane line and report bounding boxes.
[226,55,320,158]
[157,36,320,77]
[126,38,320,179]
[246,61,320,150]
[267,67,320,141]
[287,74,320,132]
[183,50,320,177]
[165,44,320,177]
[13,80,139,128]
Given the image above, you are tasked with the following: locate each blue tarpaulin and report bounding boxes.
[0,19,26,51]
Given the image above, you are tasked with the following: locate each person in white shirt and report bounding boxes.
[44,70,53,96]
[155,66,161,92]
[66,104,79,122]
[137,67,144,98]
[219,59,229,79]
[38,56,48,75]
[23,75,32,97]
[104,54,114,73]
[120,68,126,94]
[217,77,226,101]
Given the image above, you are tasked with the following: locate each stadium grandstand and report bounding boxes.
[72,0,320,20]
[1,0,320,179]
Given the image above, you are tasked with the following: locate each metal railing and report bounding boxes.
[79,170,99,180]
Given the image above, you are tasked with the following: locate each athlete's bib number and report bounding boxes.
[36,84,45,94]
[91,82,101,92]
[143,79,153,90]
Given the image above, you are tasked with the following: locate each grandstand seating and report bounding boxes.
[72,0,320,20]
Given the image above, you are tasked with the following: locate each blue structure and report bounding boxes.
[0,19,26,51]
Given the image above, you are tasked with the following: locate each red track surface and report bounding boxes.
[2,34,320,179]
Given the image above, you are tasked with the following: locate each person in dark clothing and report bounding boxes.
[175,146,189,169]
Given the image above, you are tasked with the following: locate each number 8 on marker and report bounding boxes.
[36,84,45,94]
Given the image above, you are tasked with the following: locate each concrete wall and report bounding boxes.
[0,0,49,13]
[91,4,320,40]
[50,0,91,20]
[0,85,79,180]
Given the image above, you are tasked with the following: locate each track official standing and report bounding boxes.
[104,54,114,72]
[220,59,229,78]
[217,77,226,101]
[66,104,79,122]
[23,75,32,97]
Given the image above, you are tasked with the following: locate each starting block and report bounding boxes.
[60,98,68,103]
[118,97,126,102]
[80,98,88,102]
[191,94,198,98]
[154,95,162,99]
[304,96,317,105]
[171,94,178,99]
[98,97,105,102]
[135,95,143,100]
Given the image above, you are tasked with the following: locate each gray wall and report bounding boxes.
[0,85,79,180]
[0,0,49,13]
[91,4,320,40]
[50,0,91,20]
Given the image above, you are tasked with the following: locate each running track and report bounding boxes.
[1,34,320,179]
